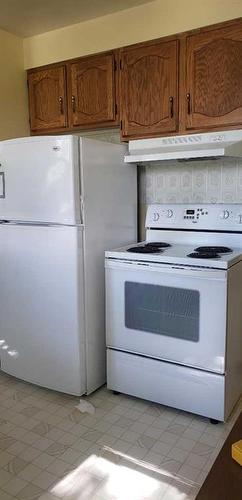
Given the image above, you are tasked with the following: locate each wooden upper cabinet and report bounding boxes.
[27,66,67,131]
[120,39,179,139]
[185,21,242,131]
[27,18,242,137]
[68,52,118,127]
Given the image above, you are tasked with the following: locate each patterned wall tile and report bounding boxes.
[138,166,147,204]
[192,192,207,203]
[221,160,238,202]
[145,168,156,204]
[142,158,242,206]
[138,158,242,238]
[207,164,222,203]
[193,164,208,191]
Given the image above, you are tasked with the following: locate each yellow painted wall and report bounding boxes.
[24,0,242,69]
[0,29,29,140]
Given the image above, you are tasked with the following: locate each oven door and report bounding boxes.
[105,259,227,374]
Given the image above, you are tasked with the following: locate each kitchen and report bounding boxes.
[0,1,242,499]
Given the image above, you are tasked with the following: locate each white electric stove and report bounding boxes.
[105,204,242,422]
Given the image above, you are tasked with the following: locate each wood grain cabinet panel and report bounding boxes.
[27,66,67,131]
[120,40,179,139]
[185,22,242,130]
[68,53,117,127]
[27,19,242,137]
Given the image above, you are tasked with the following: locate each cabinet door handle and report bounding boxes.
[59,96,64,115]
[169,96,174,118]
[71,95,76,113]
[186,93,191,115]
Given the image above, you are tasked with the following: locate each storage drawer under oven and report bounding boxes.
[107,349,225,421]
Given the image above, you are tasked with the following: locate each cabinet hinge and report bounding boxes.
[120,120,123,130]
[115,104,118,115]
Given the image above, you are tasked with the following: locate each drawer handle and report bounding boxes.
[59,96,64,115]
[169,96,174,118]
[186,93,191,115]
[71,95,76,113]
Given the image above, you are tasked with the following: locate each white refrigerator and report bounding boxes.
[0,135,136,395]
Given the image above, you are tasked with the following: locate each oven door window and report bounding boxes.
[125,281,200,342]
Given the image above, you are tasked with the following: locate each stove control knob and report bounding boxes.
[220,210,230,220]
[153,212,160,222]
[166,209,173,218]
[235,214,242,224]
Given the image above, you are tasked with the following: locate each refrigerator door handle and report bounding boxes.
[0,172,5,198]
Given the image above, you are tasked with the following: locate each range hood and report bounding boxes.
[124,130,242,163]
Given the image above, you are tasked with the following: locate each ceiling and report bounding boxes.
[0,0,155,38]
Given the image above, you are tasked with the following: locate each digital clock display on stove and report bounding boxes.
[186,209,195,215]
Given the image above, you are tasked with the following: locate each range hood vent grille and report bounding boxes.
[124,130,242,164]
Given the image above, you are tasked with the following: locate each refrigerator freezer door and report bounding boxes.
[0,136,81,224]
[0,224,86,395]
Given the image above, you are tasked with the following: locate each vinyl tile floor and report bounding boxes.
[0,371,241,500]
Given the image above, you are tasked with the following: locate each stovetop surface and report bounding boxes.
[106,241,242,269]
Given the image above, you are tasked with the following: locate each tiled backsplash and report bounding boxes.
[139,159,242,204]
[138,159,242,239]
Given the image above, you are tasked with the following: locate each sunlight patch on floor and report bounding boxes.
[51,446,198,499]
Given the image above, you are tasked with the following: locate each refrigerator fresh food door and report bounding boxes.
[0,136,81,224]
[0,223,86,395]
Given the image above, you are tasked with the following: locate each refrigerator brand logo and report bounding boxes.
[53,146,61,151]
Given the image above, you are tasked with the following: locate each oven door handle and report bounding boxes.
[105,259,227,280]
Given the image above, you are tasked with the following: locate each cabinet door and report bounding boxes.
[120,40,178,139]
[28,66,67,132]
[186,22,242,130]
[68,53,117,127]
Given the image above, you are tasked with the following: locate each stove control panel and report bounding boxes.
[183,207,208,221]
[146,204,242,231]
